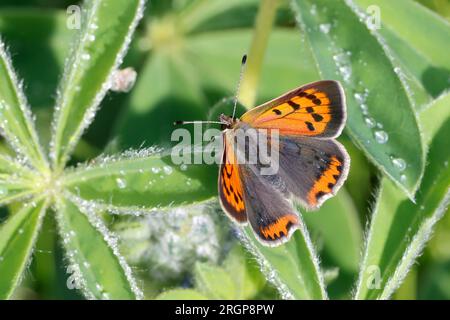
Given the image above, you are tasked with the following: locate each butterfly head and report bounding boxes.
[219,113,237,130]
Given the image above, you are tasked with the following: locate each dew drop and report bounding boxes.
[374,130,388,144]
[364,117,376,128]
[151,167,161,174]
[18,228,24,234]
[116,178,126,189]
[391,157,406,171]
[360,104,369,115]
[102,292,110,300]
[319,23,331,34]
[180,164,188,171]
[163,166,173,175]
[400,174,407,183]
[81,53,90,61]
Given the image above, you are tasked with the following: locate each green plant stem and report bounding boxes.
[238,0,280,108]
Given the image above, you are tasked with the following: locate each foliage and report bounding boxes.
[0,0,448,300]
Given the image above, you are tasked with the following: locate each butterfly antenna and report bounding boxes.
[231,54,247,120]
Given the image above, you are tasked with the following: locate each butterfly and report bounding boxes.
[177,57,349,247]
[217,77,349,247]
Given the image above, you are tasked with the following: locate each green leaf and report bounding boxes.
[50,0,145,169]
[354,0,450,105]
[292,0,425,198]
[55,197,142,300]
[62,149,217,213]
[420,91,450,145]
[303,188,362,274]
[223,245,266,299]
[0,200,46,299]
[242,221,327,300]
[0,38,47,171]
[194,262,237,299]
[0,154,37,205]
[354,92,450,299]
[156,289,208,300]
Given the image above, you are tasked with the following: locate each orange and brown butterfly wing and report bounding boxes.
[239,160,300,246]
[218,132,247,224]
[240,80,345,138]
[273,136,350,209]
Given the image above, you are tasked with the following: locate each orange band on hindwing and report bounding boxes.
[259,214,299,241]
[307,155,343,206]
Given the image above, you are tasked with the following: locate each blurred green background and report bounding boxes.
[0,0,449,300]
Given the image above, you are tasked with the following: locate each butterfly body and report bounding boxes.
[218,80,350,247]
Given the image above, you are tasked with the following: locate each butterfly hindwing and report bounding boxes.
[240,80,345,138]
[218,131,247,224]
[240,162,300,246]
[273,135,350,209]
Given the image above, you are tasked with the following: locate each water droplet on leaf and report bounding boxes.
[116,178,127,189]
[374,130,388,144]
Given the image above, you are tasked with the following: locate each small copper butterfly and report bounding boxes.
[178,55,350,247]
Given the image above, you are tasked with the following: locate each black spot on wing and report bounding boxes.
[312,113,324,122]
[305,121,315,131]
[272,109,282,115]
[287,100,300,110]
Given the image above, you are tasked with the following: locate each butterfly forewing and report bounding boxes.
[218,131,247,223]
[240,80,345,138]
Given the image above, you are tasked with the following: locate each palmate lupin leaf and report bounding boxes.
[0,0,146,299]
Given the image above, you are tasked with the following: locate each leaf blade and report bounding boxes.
[241,218,327,300]
[354,92,450,299]
[50,0,145,169]
[0,39,47,171]
[0,200,47,299]
[62,149,217,213]
[55,197,142,300]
